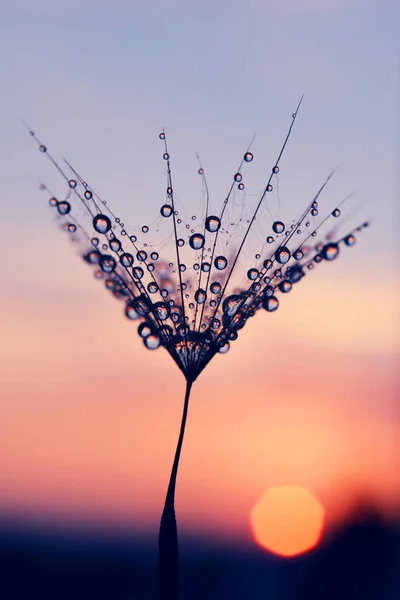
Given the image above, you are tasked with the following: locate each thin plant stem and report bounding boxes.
[158,378,193,600]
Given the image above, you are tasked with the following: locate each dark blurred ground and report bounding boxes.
[0,509,399,599]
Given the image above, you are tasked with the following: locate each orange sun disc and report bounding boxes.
[250,485,325,557]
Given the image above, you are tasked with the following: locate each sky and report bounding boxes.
[0,0,399,550]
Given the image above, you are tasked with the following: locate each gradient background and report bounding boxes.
[0,0,399,587]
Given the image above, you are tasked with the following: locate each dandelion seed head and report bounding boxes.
[32,103,368,381]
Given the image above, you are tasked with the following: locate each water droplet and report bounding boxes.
[57,201,71,215]
[177,238,185,247]
[211,318,220,330]
[205,215,221,233]
[120,252,134,267]
[84,190,93,200]
[263,259,272,270]
[194,288,207,304]
[278,280,292,293]
[234,173,242,182]
[322,242,339,261]
[68,179,77,189]
[198,168,204,175]
[293,249,303,260]
[238,183,245,190]
[161,204,173,218]
[49,197,57,207]
[332,208,341,218]
[218,342,230,354]
[266,236,274,244]
[99,255,116,273]
[144,335,160,350]
[39,145,47,153]
[286,265,304,283]
[142,225,149,233]
[159,132,165,140]
[244,152,253,162]
[109,238,121,252]
[275,246,291,264]
[272,221,285,234]
[153,302,169,321]
[344,234,356,246]
[130,235,137,243]
[214,256,227,270]
[125,301,139,320]
[148,282,158,294]
[138,322,153,338]
[83,250,101,264]
[311,208,318,217]
[201,262,211,272]
[189,233,205,250]
[132,266,144,279]
[311,231,317,237]
[179,264,186,272]
[210,281,221,294]
[67,223,76,233]
[314,254,323,263]
[247,268,259,280]
[272,166,279,174]
[267,184,273,192]
[263,295,279,312]
[222,294,242,317]
[137,250,147,262]
[93,214,112,234]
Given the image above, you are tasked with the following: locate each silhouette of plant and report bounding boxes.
[28,98,368,599]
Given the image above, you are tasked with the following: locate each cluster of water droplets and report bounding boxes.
[31,106,368,381]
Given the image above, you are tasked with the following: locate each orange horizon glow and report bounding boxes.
[250,486,325,557]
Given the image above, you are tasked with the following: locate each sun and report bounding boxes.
[250,486,325,557]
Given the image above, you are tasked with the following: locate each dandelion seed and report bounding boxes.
[28,98,369,600]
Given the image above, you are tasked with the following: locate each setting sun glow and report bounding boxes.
[250,486,325,557]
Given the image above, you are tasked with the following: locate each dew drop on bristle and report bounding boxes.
[120,252,134,267]
[218,343,230,354]
[272,166,279,174]
[159,132,165,140]
[83,250,101,264]
[125,302,139,320]
[142,225,149,233]
[99,255,116,273]
[198,168,204,175]
[311,208,318,217]
[132,266,144,279]
[194,288,207,304]
[210,282,221,294]
[189,233,205,250]
[177,238,185,247]
[279,280,292,293]
[214,256,228,270]
[275,246,291,264]
[137,250,147,262]
[266,236,274,244]
[153,302,169,321]
[49,197,58,207]
[144,335,160,350]
[68,179,77,189]
[163,153,169,160]
[263,295,279,312]
[344,234,356,246]
[247,268,259,280]
[57,201,71,215]
[93,214,112,234]
[148,282,158,294]
[109,238,121,252]
[161,204,173,218]
[244,152,253,162]
[138,322,152,338]
[286,265,304,284]
[322,242,339,261]
[68,224,76,233]
[272,221,285,234]
[238,183,244,190]
[222,294,242,317]
[267,184,273,192]
[84,190,93,200]
[201,262,211,272]
[39,145,47,153]
[205,215,221,233]
[332,208,341,218]
[263,259,272,270]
